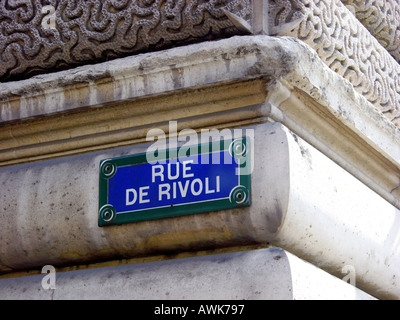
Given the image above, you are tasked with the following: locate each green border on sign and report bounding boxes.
[98,137,251,227]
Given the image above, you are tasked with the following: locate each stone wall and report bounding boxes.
[1,0,400,127]
[1,1,400,300]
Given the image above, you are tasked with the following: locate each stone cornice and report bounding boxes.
[1,35,399,210]
[269,0,400,126]
[0,79,268,165]
[2,0,400,129]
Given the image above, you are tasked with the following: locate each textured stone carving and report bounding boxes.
[269,0,400,125]
[341,0,400,63]
[0,0,250,82]
[2,0,400,127]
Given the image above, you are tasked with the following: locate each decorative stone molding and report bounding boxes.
[342,0,400,63]
[1,36,399,210]
[269,0,400,126]
[0,0,250,82]
[2,0,400,129]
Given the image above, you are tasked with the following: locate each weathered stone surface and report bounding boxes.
[2,0,400,128]
[1,35,399,210]
[342,0,400,63]
[0,122,398,299]
[269,0,400,125]
[0,248,377,300]
[0,0,250,82]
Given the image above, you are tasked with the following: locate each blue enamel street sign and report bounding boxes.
[98,138,251,226]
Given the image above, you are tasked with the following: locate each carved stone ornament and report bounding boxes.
[342,0,400,63]
[0,0,250,82]
[268,0,400,125]
[2,0,400,126]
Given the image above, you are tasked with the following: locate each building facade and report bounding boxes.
[0,0,399,300]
